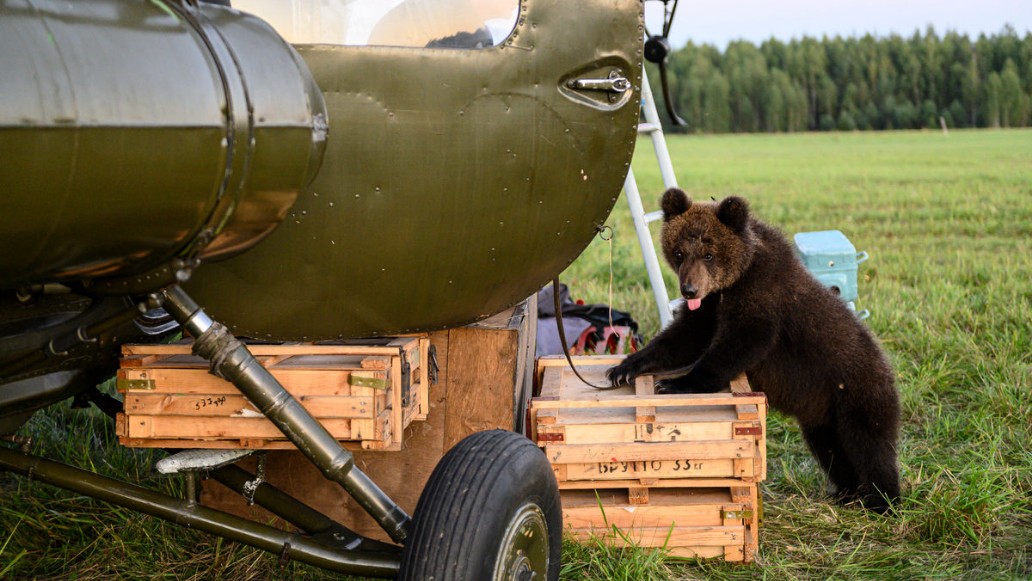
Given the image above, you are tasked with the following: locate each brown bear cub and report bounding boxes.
[608,189,900,512]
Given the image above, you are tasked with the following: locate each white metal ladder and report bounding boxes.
[624,68,680,327]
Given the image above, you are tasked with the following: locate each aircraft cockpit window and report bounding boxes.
[233,0,519,48]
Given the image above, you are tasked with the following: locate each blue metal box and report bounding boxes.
[793,230,868,303]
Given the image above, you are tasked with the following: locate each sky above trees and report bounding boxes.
[648,0,1032,49]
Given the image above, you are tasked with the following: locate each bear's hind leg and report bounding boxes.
[850,440,900,513]
[834,413,901,513]
[802,425,861,501]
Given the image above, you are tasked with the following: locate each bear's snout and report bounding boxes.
[680,283,699,298]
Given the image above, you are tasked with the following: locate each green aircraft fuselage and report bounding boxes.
[1,0,643,339]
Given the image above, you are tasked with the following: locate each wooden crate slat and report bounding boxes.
[117,368,381,396]
[120,355,389,372]
[670,546,736,560]
[122,393,376,419]
[556,477,755,490]
[116,436,367,451]
[296,395,378,419]
[552,420,734,445]
[115,433,392,451]
[565,525,744,548]
[532,393,766,410]
[119,354,163,368]
[121,415,354,440]
[552,405,743,427]
[536,354,625,368]
[412,337,431,420]
[556,458,742,482]
[531,362,765,409]
[545,439,754,464]
[534,364,564,426]
[563,492,744,529]
[634,375,655,423]
[121,342,415,357]
[535,354,624,392]
[757,400,768,482]
[348,378,380,443]
[389,344,404,446]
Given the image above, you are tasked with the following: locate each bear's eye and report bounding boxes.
[673,250,684,262]
[704,253,714,262]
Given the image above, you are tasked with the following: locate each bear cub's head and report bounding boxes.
[660,188,756,310]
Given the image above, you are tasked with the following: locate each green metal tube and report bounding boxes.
[0,446,401,577]
[209,463,397,554]
[211,464,342,537]
[0,0,326,290]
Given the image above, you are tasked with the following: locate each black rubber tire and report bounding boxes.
[398,429,562,581]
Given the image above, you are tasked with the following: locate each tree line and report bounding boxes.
[656,26,1032,133]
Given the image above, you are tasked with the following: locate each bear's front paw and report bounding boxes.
[606,361,639,387]
[687,372,730,393]
[655,378,692,394]
[656,368,727,394]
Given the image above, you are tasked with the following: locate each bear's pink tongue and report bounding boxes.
[686,298,702,311]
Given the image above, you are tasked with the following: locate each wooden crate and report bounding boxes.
[562,484,759,562]
[530,356,767,487]
[115,336,430,451]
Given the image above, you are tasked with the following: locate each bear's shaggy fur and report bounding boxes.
[608,189,900,512]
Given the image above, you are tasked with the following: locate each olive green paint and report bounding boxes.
[188,0,644,340]
[0,0,326,289]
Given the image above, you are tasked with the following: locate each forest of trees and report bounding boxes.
[656,26,1032,133]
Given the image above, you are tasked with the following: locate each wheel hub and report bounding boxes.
[493,501,549,581]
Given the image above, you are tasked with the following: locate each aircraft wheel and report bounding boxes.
[398,429,561,581]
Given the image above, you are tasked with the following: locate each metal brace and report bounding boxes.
[278,541,292,568]
[185,472,198,505]
[429,345,439,384]
[401,358,411,407]
[242,453,266,506]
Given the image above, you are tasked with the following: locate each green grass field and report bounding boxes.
[2,129,1030,579]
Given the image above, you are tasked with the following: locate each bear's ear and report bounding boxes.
[716,196,750,233]
[661,188,691,221]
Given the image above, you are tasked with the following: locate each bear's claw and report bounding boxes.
[605,364,636,387]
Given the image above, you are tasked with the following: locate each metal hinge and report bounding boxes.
[401,359,411,407]
[537,433,565,443]
[428,344,439,384]
[721,509,754,521]
[116,378,155,391]
[348,375,389,390]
